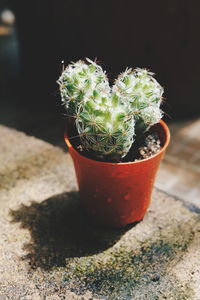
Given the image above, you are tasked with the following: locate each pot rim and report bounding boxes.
[64,120,170,166]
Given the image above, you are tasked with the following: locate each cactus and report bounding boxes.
[58,59,163,161]
[113,68,163,138]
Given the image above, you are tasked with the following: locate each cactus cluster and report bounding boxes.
[58,58,163,161]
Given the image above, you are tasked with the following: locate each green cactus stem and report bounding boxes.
[58,59,163,162]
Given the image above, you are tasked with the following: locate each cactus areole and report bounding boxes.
[58,58,170,227]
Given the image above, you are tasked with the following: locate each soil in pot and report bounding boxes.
[68,124,161,163]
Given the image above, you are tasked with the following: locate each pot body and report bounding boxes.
[65,121,170,228]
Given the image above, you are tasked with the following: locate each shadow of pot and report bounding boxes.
[10,191,135,269]
[64,120,170,228]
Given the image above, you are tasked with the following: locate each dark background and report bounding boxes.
[1,0,200,145]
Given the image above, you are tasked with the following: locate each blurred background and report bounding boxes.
[0,0,200,202]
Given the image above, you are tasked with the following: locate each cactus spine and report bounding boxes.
[58,59,163,161]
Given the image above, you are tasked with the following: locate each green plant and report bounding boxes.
[58,58,163,161]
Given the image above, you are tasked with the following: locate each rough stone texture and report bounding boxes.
[0,125,200,300]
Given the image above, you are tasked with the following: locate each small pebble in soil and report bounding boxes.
[137,133,161,160]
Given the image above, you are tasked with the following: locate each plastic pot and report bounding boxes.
[64,120,170,228]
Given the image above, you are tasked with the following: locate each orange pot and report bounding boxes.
[64,120,170,228]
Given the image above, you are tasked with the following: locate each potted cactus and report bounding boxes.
[58,58,170,228]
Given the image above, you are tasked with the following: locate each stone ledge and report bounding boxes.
[0,125,200,300]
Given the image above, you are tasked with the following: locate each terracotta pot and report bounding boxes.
[64,120,170,228]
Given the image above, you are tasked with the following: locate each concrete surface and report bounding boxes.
[1,125,200,300]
